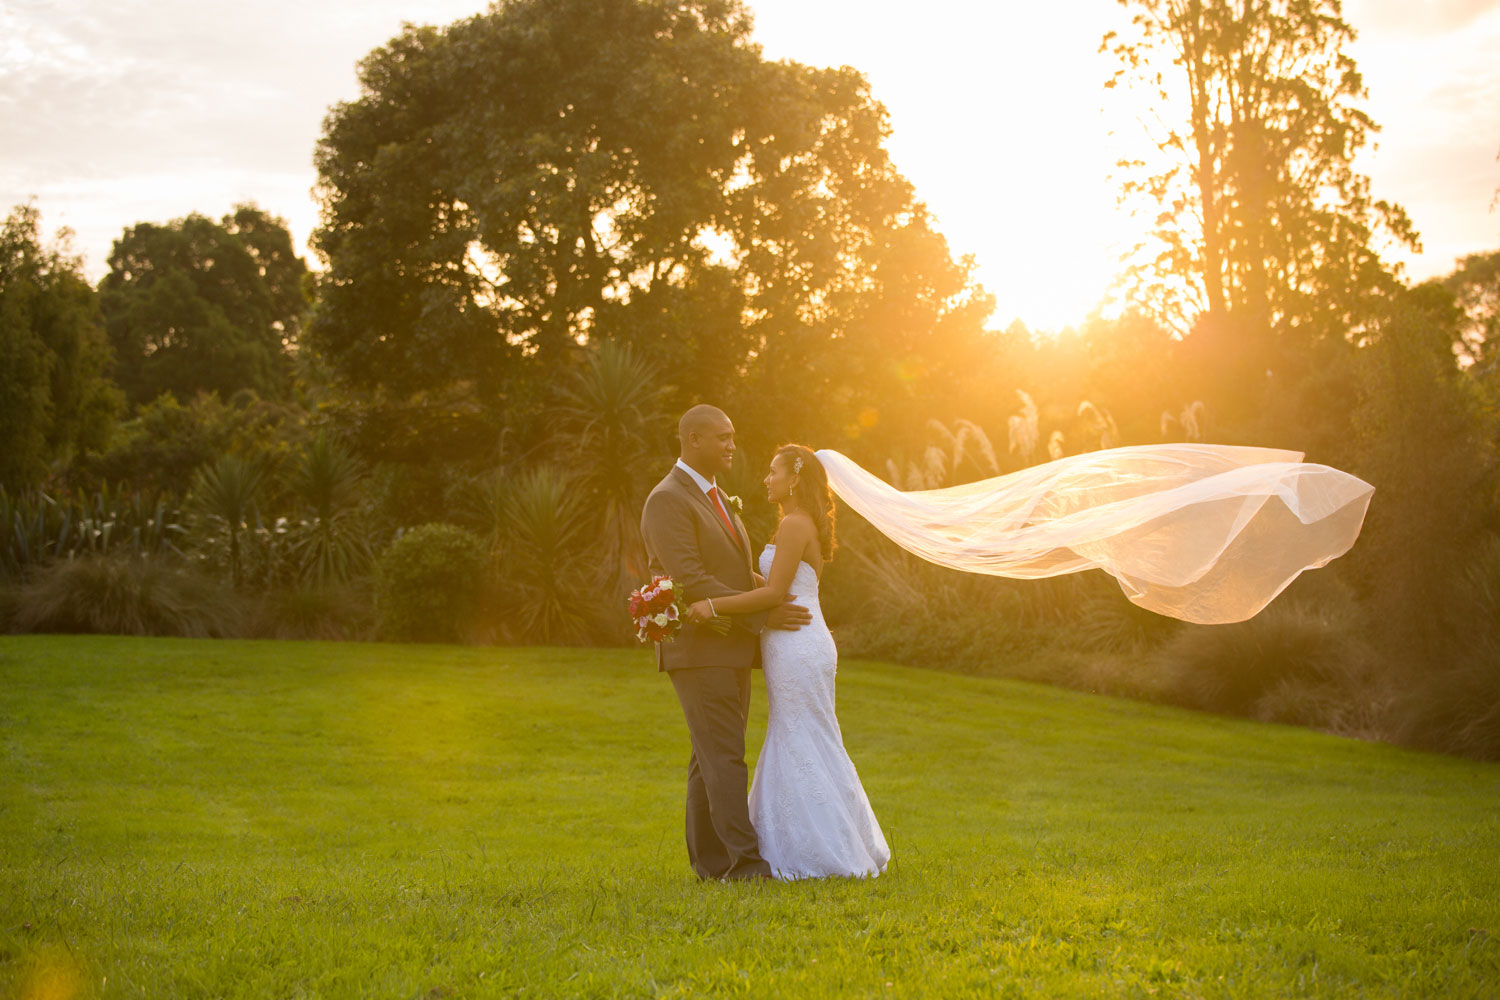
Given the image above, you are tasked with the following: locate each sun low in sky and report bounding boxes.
[2,0,1497,332]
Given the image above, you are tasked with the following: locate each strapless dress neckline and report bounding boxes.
[761,543,821,581]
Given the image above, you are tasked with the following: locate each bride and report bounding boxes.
[685,444,890,880]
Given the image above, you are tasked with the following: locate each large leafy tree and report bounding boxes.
[1103,0,1418,354]
[99,206,308,408]
[0,204,120,489]
[221,205,312,353]
[311,0,993,467]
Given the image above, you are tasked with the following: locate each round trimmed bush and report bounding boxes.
[376,523,485,642]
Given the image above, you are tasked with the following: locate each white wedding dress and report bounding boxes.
[749,544,890,880]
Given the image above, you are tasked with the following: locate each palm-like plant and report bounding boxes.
[498,465,594,643]
[551,340,668,600]
[286,432,370,587]
[190,454,266,588]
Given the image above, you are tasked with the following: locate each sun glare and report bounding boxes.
[746,0,1148,333]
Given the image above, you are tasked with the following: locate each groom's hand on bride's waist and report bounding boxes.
[766,597,811,630]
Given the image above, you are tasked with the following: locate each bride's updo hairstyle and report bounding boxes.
[774,444,836,563]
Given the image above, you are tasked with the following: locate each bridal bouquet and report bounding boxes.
[628,575,730,643]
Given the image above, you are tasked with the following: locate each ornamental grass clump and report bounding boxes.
[1151,597,1376,730]
[10,552,241,637]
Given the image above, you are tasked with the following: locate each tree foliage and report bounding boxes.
[1444,249,1499,368]
[311,0,993,467]
[1103,0,1418,349]
[221,205,312,352]
[99,205,307,408]
[0,205,120,490]
[82,389,307,496]
[1347,281,1499,659]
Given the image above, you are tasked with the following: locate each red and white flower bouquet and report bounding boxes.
[628,575,730,643]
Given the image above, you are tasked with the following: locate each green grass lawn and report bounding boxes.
[2,636,1497,999]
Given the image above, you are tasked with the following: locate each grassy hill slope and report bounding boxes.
[2,636,1497,998]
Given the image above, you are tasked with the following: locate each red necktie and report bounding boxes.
[710,487,741,546]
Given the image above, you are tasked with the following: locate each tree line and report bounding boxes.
[1,0,1496,758]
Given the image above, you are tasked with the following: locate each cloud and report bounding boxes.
[1347,1,1500,273]
[1,0,483,277]
[1349,0,1500,36]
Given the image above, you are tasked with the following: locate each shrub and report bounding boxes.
[1061,574,1183,654]
[375,523,484,642]
[0,582,17,631]
[9,552,242,637]
[836,611,1039,678]
[1396,656,1500,761]
[1151,597,1378,729]
[80,390,306,496]
[1347,291,1500,664]
[0,484,187,583]
[1390,534,1500,760]
[191,513,301,592]
[248,584,374,641]
[364,462,465,541]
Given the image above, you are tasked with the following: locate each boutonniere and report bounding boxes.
[726,494,743,514]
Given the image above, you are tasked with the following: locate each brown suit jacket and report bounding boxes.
[639,466,769,671]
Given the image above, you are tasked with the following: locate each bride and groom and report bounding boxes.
[638,398,1377,881]
[639,404,890,882]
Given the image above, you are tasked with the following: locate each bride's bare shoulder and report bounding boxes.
[774,510,817,542]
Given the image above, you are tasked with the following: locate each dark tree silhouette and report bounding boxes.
[100,206,307,408]
[0,204,120,489]
[310,0,994,467]
[1103,0,1418,345]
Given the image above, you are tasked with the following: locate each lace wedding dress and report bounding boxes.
[749,544,890,880]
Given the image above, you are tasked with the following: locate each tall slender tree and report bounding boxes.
[1103,0,1418,352]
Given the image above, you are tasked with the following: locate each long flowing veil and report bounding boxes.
[814,443,1374,625]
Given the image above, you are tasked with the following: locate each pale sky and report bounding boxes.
[3,0,1497,331]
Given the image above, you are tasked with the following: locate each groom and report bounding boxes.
[640,404,811,881]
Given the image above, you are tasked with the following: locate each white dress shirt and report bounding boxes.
[674,458,718,496]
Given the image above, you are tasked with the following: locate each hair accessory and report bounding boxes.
[793,456,804,475]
